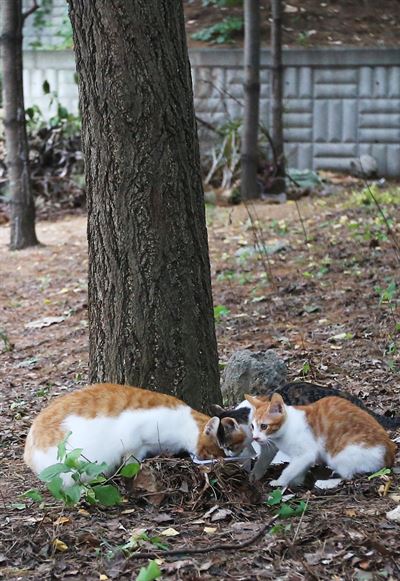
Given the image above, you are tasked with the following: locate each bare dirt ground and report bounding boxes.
[1,186,400,580]
[185,0,400,48]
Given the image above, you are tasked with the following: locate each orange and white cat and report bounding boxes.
[24,383,247,487]
[246,393,396,487]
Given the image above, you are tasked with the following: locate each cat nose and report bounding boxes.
[253,436,261,442]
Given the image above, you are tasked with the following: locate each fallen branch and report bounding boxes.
[128,514,279,559]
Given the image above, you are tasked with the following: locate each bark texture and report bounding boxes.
[67,0,221,410]
[1,0,39,250]
[241,0,261,200]
[270,0,285,179]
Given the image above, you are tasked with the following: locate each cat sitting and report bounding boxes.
[246,393,397,487]
[24,383,248,487]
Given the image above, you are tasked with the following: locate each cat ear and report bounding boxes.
[269,393,284,416]
[221,417,239,431]
[210,404,225,415]
[204,417,220,437]
[244,394,262,408]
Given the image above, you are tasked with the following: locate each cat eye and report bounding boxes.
[251,423,254,430]
[260,423,268,431]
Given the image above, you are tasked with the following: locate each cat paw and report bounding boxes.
[269,479,282,487]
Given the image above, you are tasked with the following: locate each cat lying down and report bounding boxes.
[24,383,249,488]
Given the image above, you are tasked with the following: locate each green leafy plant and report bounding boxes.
[192,17,243,44]
[367,467,392,480]
[376,280,397,305]
[301,361,311,377]
[214,304,230,321]
[35,432,140,507]
[104,530,168,560]
[265,488,308,520]
[0,328,12,352]
[136,560,161,581]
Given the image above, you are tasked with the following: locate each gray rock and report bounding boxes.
[235,240,290,259]
[350,154,378,178]
[221,350,288,405]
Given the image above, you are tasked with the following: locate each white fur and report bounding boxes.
[234,400,279,482]
[29,405,200,482]
[253,405,388,487]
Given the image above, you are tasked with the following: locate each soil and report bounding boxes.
[185,0,400,48]
[1,183,400,580]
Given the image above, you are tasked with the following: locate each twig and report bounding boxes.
[22,0,39,22]
[128,514,279,559]
[243,201,277,291]
[196,115,224,136]
[294,199,309,245]
[292,491,310,543]
[362,180,400,264]
[285,171,309,244]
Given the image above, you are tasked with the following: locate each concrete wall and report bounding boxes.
[22,48,400,176]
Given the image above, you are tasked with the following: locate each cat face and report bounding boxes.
[245,393,287,444]
[207,405,252,456]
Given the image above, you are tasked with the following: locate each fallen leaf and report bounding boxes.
[54,516,70,526]
[52,538,68,552]
[152,513,173,524]
[78,508,91,517]
[210,508,232,522]
[25,316,65,329]
[204,527,217,534]
[199,560,214,571]
[386,505,400,522]
[203,506,219,519]
[99,575,108,581]
[160,527,180,537]
[162,560,193,573]
[344,509,357,517]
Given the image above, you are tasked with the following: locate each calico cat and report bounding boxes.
[246,393,397,487]
[213,381,400,443]
[24,383,248,487]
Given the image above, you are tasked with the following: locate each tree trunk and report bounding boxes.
[270,0,285,181]
[241,0,261,200]
[67,0,221,410]
[1,0,39,250]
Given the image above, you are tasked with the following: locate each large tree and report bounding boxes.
[1,0,39,250]
[241,0,261,200]
[270,0,285,182]
[67,0,221,410]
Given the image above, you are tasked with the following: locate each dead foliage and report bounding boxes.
[124,457,262,508]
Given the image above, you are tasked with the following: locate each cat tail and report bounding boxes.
[371,413,400,429]
[330,391,400,430]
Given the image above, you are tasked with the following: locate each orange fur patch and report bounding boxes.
[253,395,396,466]
[25,384,223,460]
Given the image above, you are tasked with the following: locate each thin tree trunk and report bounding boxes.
[1,0,39,250]
[241,0,261,200]
[270,0,285,180]
[67,0,221,410]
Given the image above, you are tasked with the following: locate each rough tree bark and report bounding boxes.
[241,0,261,200]
[67,0,221,410]
[270,0,286,183]
[1,0,39,250]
